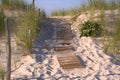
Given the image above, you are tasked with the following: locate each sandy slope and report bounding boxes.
[10,17,120,80]
[11,37,120,80]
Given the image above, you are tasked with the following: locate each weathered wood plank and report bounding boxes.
[54,46,73,51]
[57,54,84,69]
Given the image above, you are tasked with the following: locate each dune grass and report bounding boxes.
[104,10,120,54]
[16,10,39,55]
[1,0,27,10]
[15,8,46,55]
[0,11,5,36]
[51,7,81,16]
[0,67,5,80]
[51,0,120,16]
[40,10,46,19]
[88,0,120,10]
[0,0,46,55]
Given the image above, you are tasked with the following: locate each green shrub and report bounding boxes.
[80,21,102,37]
[0,11,5,35]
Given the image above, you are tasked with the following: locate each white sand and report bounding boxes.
[10,36,120,80]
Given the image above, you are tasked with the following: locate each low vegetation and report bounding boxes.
[0,11,5,36]
[0,67,5,80]
[104,13,120,54]
[51,8,81,16]
[1,0,27,10]
[80,21,102,37]
[0,0,46,55]
[112,17,120,54]
[51,0,120,16]
[16,10,39,55]
[40,10,46,19]
[87,0,120,10]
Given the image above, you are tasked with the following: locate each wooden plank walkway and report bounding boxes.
[54,19,84,69]
[56,51,83,69]
[54,46,73,51]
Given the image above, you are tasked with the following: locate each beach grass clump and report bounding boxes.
[16,10,39,55]
[51,0,120,16]
[103,8,120,54]
[108,18,120,54]
[0,11,5,35]
[40,10,46,19]
[51,7,81,16]
[1,0,46,55]
[0,67,5,80]
[88,0,107,10]
[68,8,80,15]
[88,0,120,10]
[1,0,27,10]
[51,9,67,16]
[80,21,102,37]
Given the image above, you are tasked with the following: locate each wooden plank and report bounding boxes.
[56,34,73,40]
[62,63,82,69]
[55,25,73,40]
[54,46,73,51]
[57,57,79,61]
[58,61,80,65]
[57,56,79,62]
[56,37,73,40]
[57,54,84,69]
[60,42,71,45]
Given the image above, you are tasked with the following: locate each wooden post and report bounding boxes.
[28,29,31,42]
[5,17,12,80]
[32,0,35,10]
[38,8,41,18]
